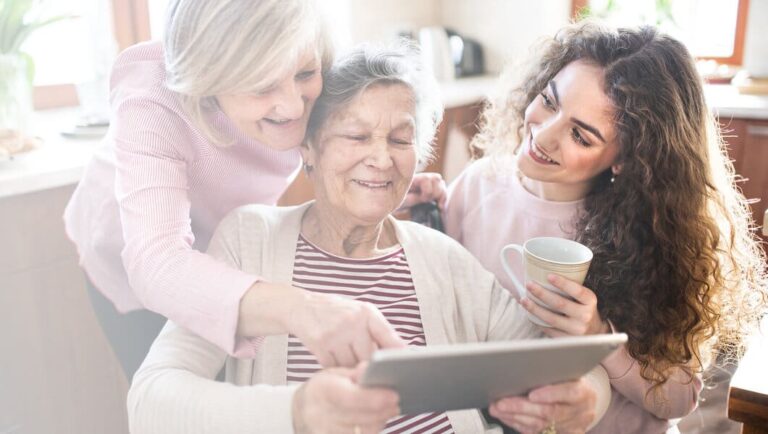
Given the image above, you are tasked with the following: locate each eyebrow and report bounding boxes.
[549,80,607,143]
[337,115,415,130]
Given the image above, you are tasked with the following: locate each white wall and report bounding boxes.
[436,0,572,73]
[341,0,440,47]
[743,0,768,77]
[341,0,571,73]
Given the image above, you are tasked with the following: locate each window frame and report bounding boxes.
[570,0,750,65]
[33,0,151,110]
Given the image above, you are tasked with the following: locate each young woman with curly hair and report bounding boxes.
[444,21,768,433]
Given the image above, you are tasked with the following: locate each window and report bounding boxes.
[571,0,750,64]
[26,0,151,109]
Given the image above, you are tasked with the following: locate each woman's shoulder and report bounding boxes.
[110,41,180,112]
[219,203,309,236]
[394,219,489,267]
[452,157,518,195]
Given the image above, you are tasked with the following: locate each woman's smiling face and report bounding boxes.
[303,83,418,226]
[517,60,620,197]
[216,48,323,150]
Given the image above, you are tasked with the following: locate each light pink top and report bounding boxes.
[444,158,702,433]
[63,41,302,356]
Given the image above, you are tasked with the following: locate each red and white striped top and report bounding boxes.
[288,235,454,434]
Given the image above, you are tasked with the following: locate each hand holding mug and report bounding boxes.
[521,274,609,337]
[500,237,608,336]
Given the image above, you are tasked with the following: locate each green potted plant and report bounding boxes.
[0,0,72,158]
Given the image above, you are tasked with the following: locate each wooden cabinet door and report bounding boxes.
[723,118,768,243]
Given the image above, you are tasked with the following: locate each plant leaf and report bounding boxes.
[19,51,35,83]
[9,14,76,53]
[0,0,35,53]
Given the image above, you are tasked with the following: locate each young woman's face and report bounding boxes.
[517,60,619,196]
[216,48,323,150]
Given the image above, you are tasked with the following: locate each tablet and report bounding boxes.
[360,333,627,414]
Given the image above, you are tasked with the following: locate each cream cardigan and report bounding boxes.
[127,203,609,433]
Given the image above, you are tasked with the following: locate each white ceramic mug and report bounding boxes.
[500,237,593,326]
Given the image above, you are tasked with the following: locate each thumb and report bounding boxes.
[350,361,369,384]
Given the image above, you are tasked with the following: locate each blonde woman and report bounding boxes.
[64,0,439,379]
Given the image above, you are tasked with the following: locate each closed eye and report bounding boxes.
[571,128,591,147]
[296,69,317,81]
[342,135,367,142]
[540,92,555,110]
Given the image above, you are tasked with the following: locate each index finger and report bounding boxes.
[528,379,584,404]
[547,274,595,305]
[367,310,407,349]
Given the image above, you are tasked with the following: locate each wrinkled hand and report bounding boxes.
[489,377,597,434]
[293,363,400,434]
[520,274,610,337]
[290,291,407,367]
[401,172,446,210]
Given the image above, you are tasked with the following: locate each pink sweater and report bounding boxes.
[63,41,302,356]
[444,158,702,433]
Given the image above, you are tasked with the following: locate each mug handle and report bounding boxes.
[500,244,526,299]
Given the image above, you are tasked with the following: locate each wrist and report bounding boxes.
[237,281,305,337]
[292,384,309,434]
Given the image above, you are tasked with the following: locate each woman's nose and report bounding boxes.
[272,79,304,119]
[532,119,560,153]
[365,138,394,170]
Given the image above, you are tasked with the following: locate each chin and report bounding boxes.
[350,208,393,225]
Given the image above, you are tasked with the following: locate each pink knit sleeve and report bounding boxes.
[113,97,261,357]
[601,344,702,419]
[443,164,473,244]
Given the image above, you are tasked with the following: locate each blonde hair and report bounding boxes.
[163,0,334,145]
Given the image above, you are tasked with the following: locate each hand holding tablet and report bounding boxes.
[360,333,626,414]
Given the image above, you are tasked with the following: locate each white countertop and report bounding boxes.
[2,80,767,199]
[0,109,102,199]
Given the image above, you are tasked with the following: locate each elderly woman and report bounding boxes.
[128,44,611,434]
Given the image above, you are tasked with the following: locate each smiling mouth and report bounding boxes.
[264,117,299,126]
[353,180,392,189]
[528,137,559,165]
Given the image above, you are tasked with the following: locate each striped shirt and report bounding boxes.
[287,235,454,434]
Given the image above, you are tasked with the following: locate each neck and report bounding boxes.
[301,202,398,258]
[520,174,590,202]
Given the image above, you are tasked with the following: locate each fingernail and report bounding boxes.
[548,274,558,282]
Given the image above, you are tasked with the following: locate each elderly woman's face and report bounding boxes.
[304,83,417,225]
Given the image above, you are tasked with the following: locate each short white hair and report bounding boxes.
[306,42,443,162]
[163,0,334,145]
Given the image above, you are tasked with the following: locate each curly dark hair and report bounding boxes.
[474,20,768,393]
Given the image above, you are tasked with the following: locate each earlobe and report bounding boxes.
[611,164,623,175]
[299,142,313,165]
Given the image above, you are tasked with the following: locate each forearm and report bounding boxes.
[601,346,701,419]
[236,281,309,337]
[128,322,298,434]
[583,365,611,430]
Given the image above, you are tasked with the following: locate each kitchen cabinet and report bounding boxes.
[721,117,768,245]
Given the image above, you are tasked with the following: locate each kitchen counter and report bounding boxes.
[705,84,768,120]
[2,82,768,200]
[0,108,102,199]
